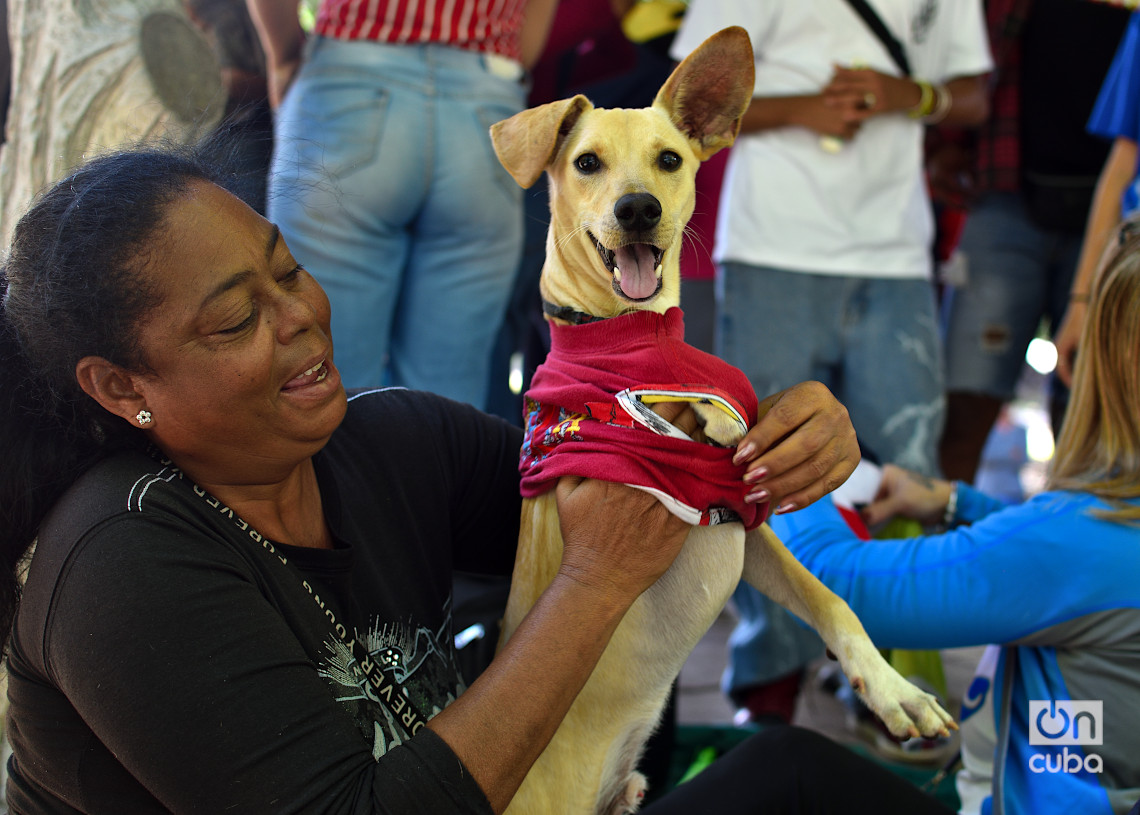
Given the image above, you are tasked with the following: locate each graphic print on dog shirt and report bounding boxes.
[520,307,769,529]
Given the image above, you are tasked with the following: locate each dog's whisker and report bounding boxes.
[554,224,592,253]
[681,223,710,257]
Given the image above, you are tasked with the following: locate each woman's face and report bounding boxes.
[131,180,347,482]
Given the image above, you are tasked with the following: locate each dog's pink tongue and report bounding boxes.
[615,244,659,300]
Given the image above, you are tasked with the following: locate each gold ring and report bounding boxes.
[864,92,877,109]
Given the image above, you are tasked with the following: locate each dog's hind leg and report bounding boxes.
[602,772,647,815]
[594,714,657,814]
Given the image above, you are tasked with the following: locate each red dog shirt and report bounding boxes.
[519,307,768,529]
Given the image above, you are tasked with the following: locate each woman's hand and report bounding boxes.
[733,381,860,515]
[1054,303,1086,387]
[555,477,692,602]
[861,464,953,528]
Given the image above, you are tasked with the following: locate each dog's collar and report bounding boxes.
[542,299,607,325]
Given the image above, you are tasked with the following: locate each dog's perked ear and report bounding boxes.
[654,26,756,161]
[490,95,595,189]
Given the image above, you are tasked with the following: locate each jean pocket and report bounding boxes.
[476,100,526,203]
[288,75,390,179]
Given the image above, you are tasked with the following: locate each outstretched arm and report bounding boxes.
[765,486,1096,650]
[1056,136,1137,386]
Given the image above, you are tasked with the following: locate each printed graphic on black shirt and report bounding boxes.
[318,600,466,760]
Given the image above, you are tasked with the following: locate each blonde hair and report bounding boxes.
[1048,226,1140,522]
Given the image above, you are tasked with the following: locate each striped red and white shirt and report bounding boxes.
[315,0,527,60]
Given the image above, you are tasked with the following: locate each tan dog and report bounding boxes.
[490,27,954,815]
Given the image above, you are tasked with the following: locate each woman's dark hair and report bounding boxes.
[0,146,221,648]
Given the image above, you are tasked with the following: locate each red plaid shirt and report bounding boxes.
[315,0,527,60]
[970,0,1033,194]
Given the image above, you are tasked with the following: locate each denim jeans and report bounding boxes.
[942,192,1081,400]
[717,263,945,474]
[717,262,945,690]
[269,37,526,405]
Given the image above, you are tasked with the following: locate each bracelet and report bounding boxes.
[909,80,935,119]
[1069,292,1090,303]
[924,84,953,124]
[942,481,959,528]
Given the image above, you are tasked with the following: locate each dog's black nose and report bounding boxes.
[614,193,662,232]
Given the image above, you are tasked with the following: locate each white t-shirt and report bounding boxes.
[671,0,993,279]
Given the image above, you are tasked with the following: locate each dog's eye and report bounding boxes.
[658,151,682,172]
[575,153,601,174]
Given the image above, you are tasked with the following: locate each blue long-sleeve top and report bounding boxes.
[770,485,1140,815]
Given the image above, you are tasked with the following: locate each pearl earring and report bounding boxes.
[136,410,153,426]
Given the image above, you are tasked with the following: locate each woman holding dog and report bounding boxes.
[757,225,1140,813]
[0,146,862,814]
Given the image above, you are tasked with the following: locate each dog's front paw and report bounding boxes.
[847,658,957,740]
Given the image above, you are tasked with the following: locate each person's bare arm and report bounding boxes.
[427,478,691,813]
[740,71,988,141]
[1056,136,1138,386]
[823,69,989,128]
[245,0,305,107]
[738,94,860,139]
[939,74,990,127]
[518,0,561,71]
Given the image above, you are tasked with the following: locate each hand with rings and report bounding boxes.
[823,66,897,122]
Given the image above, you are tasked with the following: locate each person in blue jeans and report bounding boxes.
[758,225,1140,814]
[248,0,557,406]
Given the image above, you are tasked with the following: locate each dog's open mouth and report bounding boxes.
[593,235,664,301]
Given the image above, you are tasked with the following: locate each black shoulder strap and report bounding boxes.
[843,0,912,77]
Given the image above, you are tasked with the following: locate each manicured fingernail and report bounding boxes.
[745,488,770,504]
[774,502,797,514]
[743,466,769,484]
[733,441,757,465]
